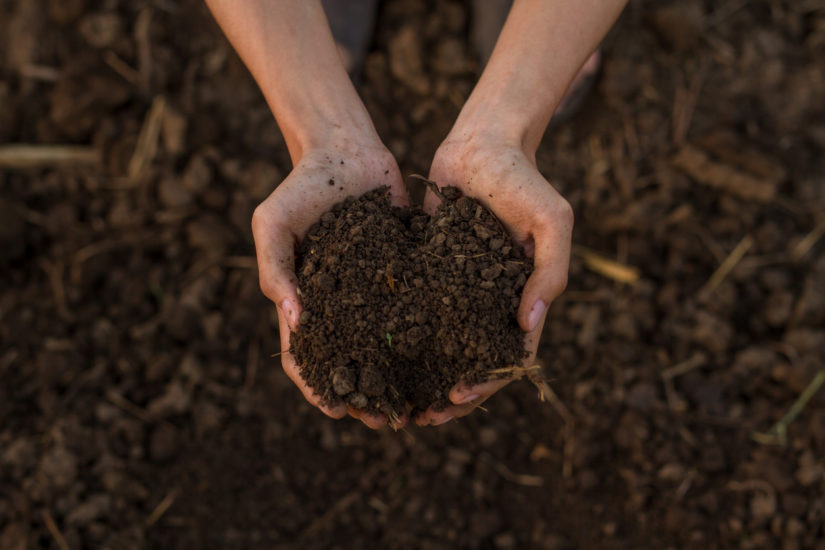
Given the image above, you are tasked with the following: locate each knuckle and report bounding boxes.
[550,271,569,297]
[258,272,278,301]
[556,198,574,227]
[250,204,267,235]
[251,202,287,236]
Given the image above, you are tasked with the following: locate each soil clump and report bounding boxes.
[291,185,532,418]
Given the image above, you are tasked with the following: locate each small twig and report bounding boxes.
[573,245,640,285]
[661,352,707,380]
[104,50,140,85]
[128,95,166,180]
[752,371,825,446]
[698,235,753,298]
[145,489,178,528]
[0,144,100,168]
[39,259,72,320]
[20,64,59,82]
[675,469,697,501]
[299,490,360,541]
[791,219,825,261]
[105,389,153,423]
[494,461,544,487]
[672,65,707,145]
[486,364,541,377]
[408,173,446,202]
[536,380,573,425]
[42,511,70,550]
[135,7,154,92]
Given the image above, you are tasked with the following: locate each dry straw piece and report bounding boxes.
[0,144,100,168]
[573,245,640,285]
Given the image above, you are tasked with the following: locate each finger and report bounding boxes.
[384,171,411,208]
[414,409,456,426]
[252,205,302,331]
[347,406,388,430]
[517,205,573,332]
[278,309,347,419]
[449,377,512,405]
[415,392,494,425]
[421,186,442,215]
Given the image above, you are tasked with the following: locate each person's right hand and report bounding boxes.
[252,137,408,430]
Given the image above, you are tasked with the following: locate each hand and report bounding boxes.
[414,136,573,426]
[252,137,409,430]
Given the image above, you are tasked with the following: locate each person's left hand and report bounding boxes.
[414,136,574,426]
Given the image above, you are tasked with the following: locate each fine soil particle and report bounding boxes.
[291,186,531,418]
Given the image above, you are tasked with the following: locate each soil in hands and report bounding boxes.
[291,185,532,420]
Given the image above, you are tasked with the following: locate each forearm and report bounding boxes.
[451,0,627,155]
[205,0,380,162]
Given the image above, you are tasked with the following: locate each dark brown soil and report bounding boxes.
[2,1,825,549]
[292,186,531,417]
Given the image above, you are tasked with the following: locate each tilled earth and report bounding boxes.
[2,1,825,549]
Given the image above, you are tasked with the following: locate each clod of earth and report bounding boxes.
[290,185,532,419]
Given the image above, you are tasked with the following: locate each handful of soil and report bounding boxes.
[291,185,532,421]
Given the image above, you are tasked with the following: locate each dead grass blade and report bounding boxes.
[104,50,140,84]
[486,364,541,377]
[661,352,707,380]
[299,490,360,541]
[536,380,573,425]
[145,489,178,528]
[698,235,753,298]
[791,219,825,261]
[573,245,640,285]
[494,461,544,487]
[128,95,166,180]
[42,511,70,550]
[752,370,825,446]
[672,145,778,202]
[0,144,100,168]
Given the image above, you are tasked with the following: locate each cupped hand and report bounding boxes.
[252,138,409,430]
[414,137,574,426]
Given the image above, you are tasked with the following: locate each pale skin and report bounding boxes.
[205,0,627,429]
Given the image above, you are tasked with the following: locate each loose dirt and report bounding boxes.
[2,0,824,548]
[292,185,531,418]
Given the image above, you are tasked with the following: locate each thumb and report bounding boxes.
[251,207,301,331]
[517,222,572,332]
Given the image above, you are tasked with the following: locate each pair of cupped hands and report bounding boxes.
[251,130,573,429]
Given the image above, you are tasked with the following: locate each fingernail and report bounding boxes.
[282,299,298,330]
[456,393,480,405]
[527,300,546,331]
[434,416,454,426]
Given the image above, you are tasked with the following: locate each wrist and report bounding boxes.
[437,118,533,173]
[273,87,382,164]
[446,90,546,161]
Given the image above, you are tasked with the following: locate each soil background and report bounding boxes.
[1,0,825,549]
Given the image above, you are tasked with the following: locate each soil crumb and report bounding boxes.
[291,185,532,419]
